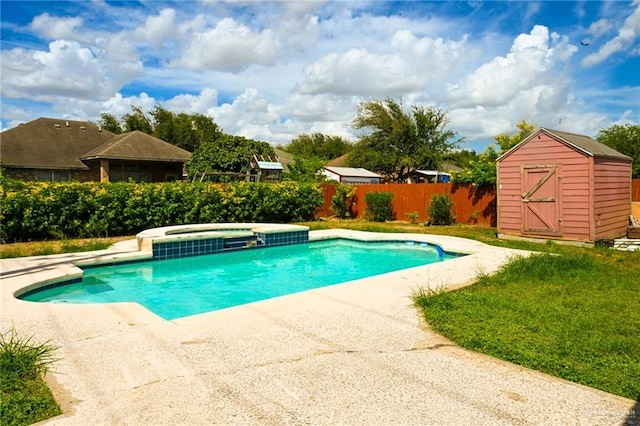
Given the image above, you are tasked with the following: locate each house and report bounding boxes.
[496,127,632,244]
[0,117,191,182]
[406,163,462,183]
[322,166,381,184]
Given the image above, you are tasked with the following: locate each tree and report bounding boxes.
[346,98,460,182]
[445,149,478,169]
[122,106,153,134]
[285,156,327,183]
[453,119,536,186]
[97,113,123,134]
[597,124,640,178]
[494,120,535,152]
[186,134,274,176]
[150,105,222,152]
[284,133,351,161]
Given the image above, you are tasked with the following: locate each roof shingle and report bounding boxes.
[1,118,116,169]
[1,118,191,170]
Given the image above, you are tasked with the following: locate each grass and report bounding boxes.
[0,236,133,259]
[0,329,61,425]
[413,251,640,400]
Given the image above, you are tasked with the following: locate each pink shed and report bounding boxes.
[496,128,632,244]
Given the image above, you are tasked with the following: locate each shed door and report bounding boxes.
[521,165,561,235]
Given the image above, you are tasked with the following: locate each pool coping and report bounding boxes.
[1,228,636,425]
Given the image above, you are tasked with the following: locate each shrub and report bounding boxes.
[427,193,455,225]
[364,192,394,222]
[330,184,356,218]
[0,178,324,242]
[405,211,419,224]
[1,329,61,425]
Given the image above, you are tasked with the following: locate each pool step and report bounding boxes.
[223,235,264,251]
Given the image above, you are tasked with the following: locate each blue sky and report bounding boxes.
[1,1,638,152]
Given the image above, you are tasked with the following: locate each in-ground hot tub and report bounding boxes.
[136,223,309,260]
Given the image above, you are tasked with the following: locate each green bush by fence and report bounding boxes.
[427,193,455,225]
[0,178,323,243]
[364,192,395,222]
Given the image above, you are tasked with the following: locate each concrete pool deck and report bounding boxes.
[1,229,636,425]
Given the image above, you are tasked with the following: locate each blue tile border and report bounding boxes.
[151,230,310,260]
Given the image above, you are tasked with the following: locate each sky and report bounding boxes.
[1,1,639,152]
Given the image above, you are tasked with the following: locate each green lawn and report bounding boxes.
[414,250,640,400]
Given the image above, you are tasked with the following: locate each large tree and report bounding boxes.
[185,134,274,176]
[150,105,222,152]
[597,123,640,178]
[284,133,351,161]
[97,113,123,134]
[97,105,222,152]
[346,98,460,182]
[122,106,153,134]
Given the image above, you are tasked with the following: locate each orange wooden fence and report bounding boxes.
[318,179,640,226]
[318,183,497,226]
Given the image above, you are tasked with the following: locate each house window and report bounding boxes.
[34,170,71,182]
[110,162,152,183]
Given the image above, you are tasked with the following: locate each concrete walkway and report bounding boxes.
[1,230,636,425]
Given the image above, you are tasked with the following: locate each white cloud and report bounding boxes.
[173,17,281,72]
[134,8,178,48]
[445,26,577,109]
[296,30,470,97]
[29,13,83,40]
[165,87,220,113]
[440,25,601,146]
[582,2,640,66]
[587,19,614,37]
[207,88,281,140]
[0,39,143,102]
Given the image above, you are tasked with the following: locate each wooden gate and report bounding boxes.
[521,165,561,235]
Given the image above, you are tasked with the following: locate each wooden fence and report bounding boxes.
[318,179,640,227]
[318,183,497,226]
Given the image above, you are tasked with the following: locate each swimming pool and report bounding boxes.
[20,238,461,320]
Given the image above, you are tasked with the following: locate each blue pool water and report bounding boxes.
[20,238,460,320]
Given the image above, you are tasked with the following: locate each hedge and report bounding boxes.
[0,178,324,243]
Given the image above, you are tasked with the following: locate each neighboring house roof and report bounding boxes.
[498,128,631,162]
[1,117,116,170]
[1,117,191,170]
[273,148,293,173]
[80,131,191,162]
[324,166,381,178]
[442,161,463,172]
[326,153,349,167]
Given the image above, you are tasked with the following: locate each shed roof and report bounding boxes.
[80,131,191,162]
[324,166,381,178]
[497,128,631,162]
[255,161,283,170]
[0,117,116,170]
